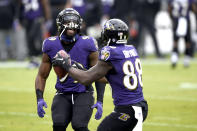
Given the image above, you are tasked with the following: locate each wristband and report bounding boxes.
[36,89,43,100]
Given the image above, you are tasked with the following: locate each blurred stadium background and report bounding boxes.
[0,0,197,131]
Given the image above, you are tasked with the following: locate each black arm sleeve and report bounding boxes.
[95,82,105,103]
[36,89,43,101]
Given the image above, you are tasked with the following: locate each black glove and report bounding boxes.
[52,52,71,71]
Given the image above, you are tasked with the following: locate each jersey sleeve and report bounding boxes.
[42,38,50,54]
[99,46,111,62]
[83,36,98,52]
[42,36,57,54]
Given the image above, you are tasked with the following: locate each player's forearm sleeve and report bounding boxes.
[36,89,43,100]
[95,82,105,103]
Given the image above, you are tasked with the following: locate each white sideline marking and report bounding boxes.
[0,59,197,68]
[145,122,197,129]
[0,111,49,118]
[180,83,197,89]
[152,116,180,121]
[0,86,33,93]
[0,61,29,68]
[104,90,197,102]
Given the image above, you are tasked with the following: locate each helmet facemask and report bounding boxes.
[56,8,82,42]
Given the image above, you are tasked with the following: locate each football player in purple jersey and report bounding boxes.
[168,0,197,68]
[18,0,52,68]
[52,19,148,131]
[35,8,105,131]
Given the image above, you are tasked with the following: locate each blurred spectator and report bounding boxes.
[49,0,71,36]
[69,0,87,34]
[100,0,114,28]
[131,0,162,58]
[168,0,197,68]
[193,0,197,53]
[97,0,114,49]
[0,0,16,61]
[110,0,132,24]
[69,0,103,39]
[83,0,103,39]
[18,0,51,68]
[13,18,27,61]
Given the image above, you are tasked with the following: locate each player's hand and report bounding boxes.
[37,99,47,118]
[52,50,71,71]
[91,101,103,120]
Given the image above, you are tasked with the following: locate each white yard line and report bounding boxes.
[180,83,197,89]
[0,111,196,129]
[0,111,49,118]
[104,90,197,102]
[151,116,181,121]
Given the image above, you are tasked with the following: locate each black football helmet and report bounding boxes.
[56,8,83,37]
[101,19,129,46]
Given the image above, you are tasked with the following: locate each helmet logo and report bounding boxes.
[104,22,114,30]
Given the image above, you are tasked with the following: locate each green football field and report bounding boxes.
[0,58,197,131]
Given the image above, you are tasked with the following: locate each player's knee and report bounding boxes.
[72,121,89,130]
[72,119,89,131]
[53,124,66,131]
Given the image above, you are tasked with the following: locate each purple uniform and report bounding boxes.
[42,36,97,93]
[169,0,194,19]
[21,0,43,20]
[99,45,144,106]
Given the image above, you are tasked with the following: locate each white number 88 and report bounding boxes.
[123,58,143,90]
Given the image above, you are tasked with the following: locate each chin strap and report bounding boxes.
[60,34,79,43]
[59,22,80,43]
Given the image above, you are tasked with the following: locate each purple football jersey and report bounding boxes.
[42,36,98,93]
[169,0,194,18]
[99,44,144,106]
[21,0,43,20]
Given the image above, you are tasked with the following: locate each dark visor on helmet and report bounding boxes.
[62,14,80,24]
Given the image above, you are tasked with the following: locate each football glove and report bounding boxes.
[37,99,47,118]
[91,101,103,120]
[52,52,71,71]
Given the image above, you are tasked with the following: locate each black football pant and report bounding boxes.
[52,91,94,131]
[97,100,148,131]
[172,18,192,56]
